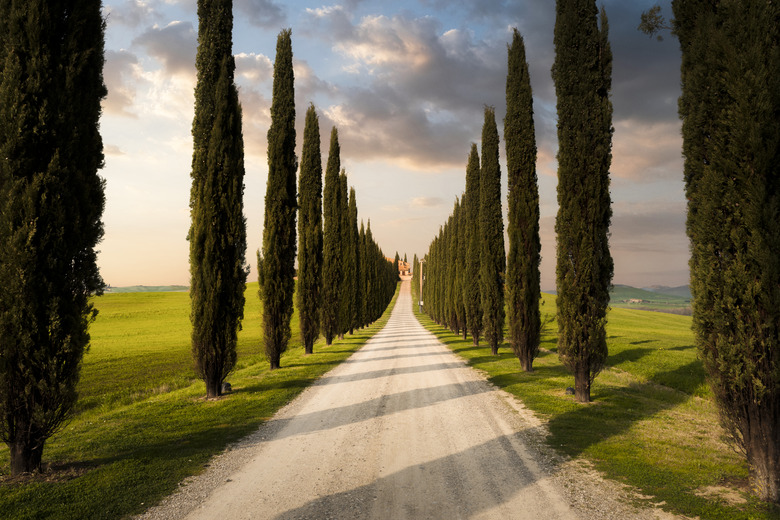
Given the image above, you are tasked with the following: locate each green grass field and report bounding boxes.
[413,292,779,520]
[0,282,400,520]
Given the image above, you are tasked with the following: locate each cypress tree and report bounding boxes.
[673,0,780,502]
[349,187,361,333]
[505,28,541,372]
[412,253,420,304]
[463,144,483,345]
[454,200,468,339]
[448,200,464,335]
[480,107,506,356]
[321,127,341,344]
[359,221,369,328]
[0,0,106,475]
[553,1,613,403]
[394,252,401,281]
[337,170,351,339]
[364,221,377,321]
[297,104,323,355]
[261,28,297,370]
[189,0,247,398]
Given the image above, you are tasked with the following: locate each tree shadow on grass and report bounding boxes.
[606,347,655,367]
[544,360,704,459]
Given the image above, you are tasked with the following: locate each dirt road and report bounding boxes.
[141,280,666,519]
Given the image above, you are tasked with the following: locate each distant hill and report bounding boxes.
[642,285,692,299]
[105,285,189,293]
[609,284,691,314]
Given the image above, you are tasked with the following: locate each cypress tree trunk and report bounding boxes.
[297,104,323,355]
[479,107,506,356]
[262,29,297,370]
[321,128,341,345]
[505,28,541,373]
[0,0,106,475]
[190,0,247,397]
[553,2,613,403]
[463,144,483,346]
[673,0,780,502]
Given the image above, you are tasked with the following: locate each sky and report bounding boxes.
[99,0,687,291]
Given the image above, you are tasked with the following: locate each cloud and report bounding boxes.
[235,0,286,29]
[237,87,271,157]
[611,120,683,181]
[104,0,158,28]
[103,49,142,117]
[411,196,444,209]
[235,52,273,83]
[105,144,125,156]
[304,11,507,170]
[132,20,196,77]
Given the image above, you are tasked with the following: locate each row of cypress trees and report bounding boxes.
[641,0,780,503]
[422,107,507,355]
[421,3,613,405]
[194,22,398,380]
[420,30,541,366]
[319,127,397,347]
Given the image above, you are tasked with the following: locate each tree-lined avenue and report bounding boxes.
[142,280,593,519]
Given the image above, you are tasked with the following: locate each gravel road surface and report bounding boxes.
[139,280,674,520]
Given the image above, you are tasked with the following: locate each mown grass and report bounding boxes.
[413,293,779,520]
[0,282,400,520]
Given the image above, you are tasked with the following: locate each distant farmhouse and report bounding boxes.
[386,257,411,276]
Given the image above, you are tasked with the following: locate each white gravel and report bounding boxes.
[137,280,680,520]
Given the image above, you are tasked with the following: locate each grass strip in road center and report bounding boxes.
[0,283,400,520]
[412,293,779,520]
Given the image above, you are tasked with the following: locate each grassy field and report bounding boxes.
[0,282,400,520]
[413,293,779,520]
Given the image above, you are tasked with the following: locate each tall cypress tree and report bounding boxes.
[505,28,541,372]
[189,0,247,398]
[480,107,506,355]
[359,221,369,328]
[462,144,483,345]
[553,1,613,403]
[454,200,468,339]
[449,199,465,336]
[0,0,106,475]
[297,104,322,355]
[673,0,780,502]
[348,187,361,333]
[321,127,341,345]
[337,170,351,339]
[261,28,297,370]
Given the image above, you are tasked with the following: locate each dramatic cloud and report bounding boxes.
[305,10,507,170]
[132,21,196,77]
[235,0,287,28]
